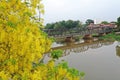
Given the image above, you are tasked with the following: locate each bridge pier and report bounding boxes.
[83,34,93,39]
[99,33,106,36]
[65,36,75,42]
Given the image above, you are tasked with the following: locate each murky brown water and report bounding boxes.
[44,40,120,80]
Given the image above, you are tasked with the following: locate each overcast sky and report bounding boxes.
[42,0,120,24]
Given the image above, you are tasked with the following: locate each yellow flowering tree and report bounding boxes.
[0,0,82,80]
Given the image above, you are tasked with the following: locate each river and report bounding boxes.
[44,39,120,80]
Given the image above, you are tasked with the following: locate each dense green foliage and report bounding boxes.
[101,21,109,24]
[117,17,120,30]
[45,20,83,29]
[100,33,120,41]
[51,49,63,59]
[85,19,94,26]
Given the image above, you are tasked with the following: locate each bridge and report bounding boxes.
[43,26,117,41]
[44,27,116,37]
[49,40,114,57]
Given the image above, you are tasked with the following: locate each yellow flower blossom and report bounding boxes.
[0,0,81,80]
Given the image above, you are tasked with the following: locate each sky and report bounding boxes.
[42,0,120,24]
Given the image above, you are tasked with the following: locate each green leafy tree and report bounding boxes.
[85,19,94,26]
[117,17,120,29]
[65,20,74,29]
[45,23,54,29]
[45,20,83,29]
[101,21,109,24]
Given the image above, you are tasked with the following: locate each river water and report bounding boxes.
[44,39,120,80]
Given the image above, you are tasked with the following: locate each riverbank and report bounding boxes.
[99,32,120,41]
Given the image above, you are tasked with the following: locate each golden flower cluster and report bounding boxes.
[0,0,81,80]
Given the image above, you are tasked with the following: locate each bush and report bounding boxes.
[0,0,82,80]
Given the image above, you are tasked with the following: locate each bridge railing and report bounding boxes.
[43,26,116,37]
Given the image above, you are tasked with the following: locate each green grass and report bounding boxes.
[99,32,120,41]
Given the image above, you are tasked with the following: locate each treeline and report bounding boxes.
[45,17,120,30]
[45,20,83,29]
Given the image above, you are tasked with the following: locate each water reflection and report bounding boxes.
[84,39,94,43]
[51,39,114,57]
[45,40,120,80]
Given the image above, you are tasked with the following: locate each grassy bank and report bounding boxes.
[99,32,120,41]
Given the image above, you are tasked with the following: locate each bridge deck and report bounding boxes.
[44,27,116,38]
